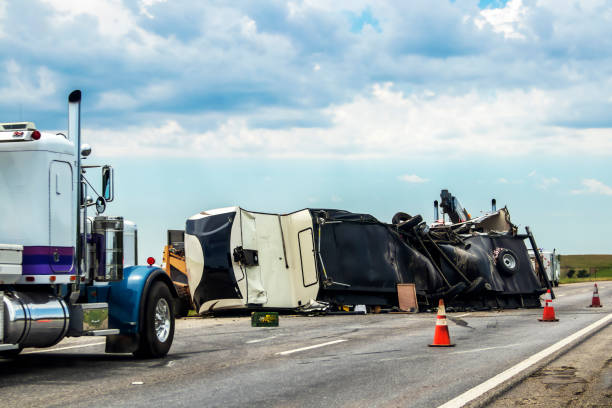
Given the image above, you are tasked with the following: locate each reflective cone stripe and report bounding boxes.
[429,299,455,347]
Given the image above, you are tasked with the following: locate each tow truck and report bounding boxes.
[0,90,177,357]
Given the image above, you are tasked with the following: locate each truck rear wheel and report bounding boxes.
[134,281,175,358]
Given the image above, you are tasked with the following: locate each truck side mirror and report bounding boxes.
[102,165,114,202]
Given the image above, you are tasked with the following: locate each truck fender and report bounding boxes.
[137,268,179,332]
[105,266,178,354]
[108,265,178,335]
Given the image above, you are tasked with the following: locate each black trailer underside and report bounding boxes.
[311,208,547,311]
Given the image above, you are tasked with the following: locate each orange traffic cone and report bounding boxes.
[539,289,559,322]
[429,299,455,347]
[588,283,602,308]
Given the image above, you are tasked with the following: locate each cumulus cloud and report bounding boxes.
[475,0,527,39]
[1,0,611,159]
[139,0,167,19]
[82,81,612,158]
[571,179,612,196]
[0,60,58,108]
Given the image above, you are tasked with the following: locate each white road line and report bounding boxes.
[246,335,280,344]
[438,313,612,408]
[22,341,106,354]
[448,343,522,355]
[276,339,347,356]
[454,313,471,318]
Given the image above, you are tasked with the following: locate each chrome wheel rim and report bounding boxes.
[502,253,516,270]
[154,298,171,343]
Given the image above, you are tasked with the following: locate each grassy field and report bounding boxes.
[560,254,612,283]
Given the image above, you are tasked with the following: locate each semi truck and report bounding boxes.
[529,249,560,287]
[0,90,177,357]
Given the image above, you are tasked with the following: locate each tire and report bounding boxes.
[133,281,175,358]
[392,212,412,225]
[497,249,519,276]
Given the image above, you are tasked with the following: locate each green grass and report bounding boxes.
[560,254,612,283]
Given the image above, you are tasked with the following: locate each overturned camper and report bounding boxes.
[184,204,549,314]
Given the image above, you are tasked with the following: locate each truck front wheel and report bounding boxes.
[134,281,175,358]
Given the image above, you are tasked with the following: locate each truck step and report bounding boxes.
[83,329,120,336]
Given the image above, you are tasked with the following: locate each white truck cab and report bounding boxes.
[0,91,176,357]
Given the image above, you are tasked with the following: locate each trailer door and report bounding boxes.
[240,210,268,305]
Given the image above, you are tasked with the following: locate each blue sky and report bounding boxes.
[1,0,611,258]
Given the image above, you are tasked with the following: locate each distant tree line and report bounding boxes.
[566,269,590,278]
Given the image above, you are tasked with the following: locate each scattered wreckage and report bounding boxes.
[182,191,552,314]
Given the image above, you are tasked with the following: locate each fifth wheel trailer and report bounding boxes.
[0,90,177,357]
[184,203,550,314]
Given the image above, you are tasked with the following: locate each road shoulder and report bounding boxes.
[487,323,612,407]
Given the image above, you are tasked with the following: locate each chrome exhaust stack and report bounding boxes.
[69,90,84,280]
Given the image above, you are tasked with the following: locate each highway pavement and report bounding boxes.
[0,282,609,408]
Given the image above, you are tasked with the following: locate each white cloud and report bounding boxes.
[571,179,612,196]
[398,174,429,184]
[498,178,508,183]
[476,0,528,39]
[85,82,612,159]
[41,0,134,38]
[240,16,257,37]
[0,60,57,108]
[139,0,167,19]
[2,1,612,163]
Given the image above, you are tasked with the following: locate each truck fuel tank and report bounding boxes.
[2,291,69,348]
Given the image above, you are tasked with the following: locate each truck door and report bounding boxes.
[49,161,74,273]
[240,210,268,305]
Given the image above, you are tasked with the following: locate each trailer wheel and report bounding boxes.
[497,249,519,276]
[134,281,175,358]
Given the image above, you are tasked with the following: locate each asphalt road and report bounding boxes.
[0,282,609,408]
